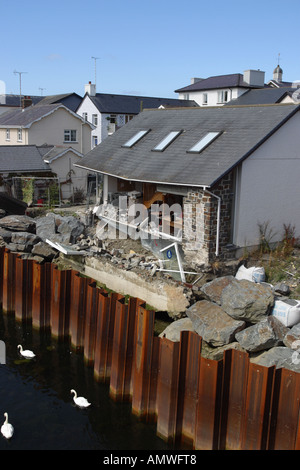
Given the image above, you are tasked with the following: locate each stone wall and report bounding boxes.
[183,171,234,266]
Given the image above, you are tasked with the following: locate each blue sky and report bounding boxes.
[1,0,300,99]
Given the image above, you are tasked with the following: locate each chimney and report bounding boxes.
[22,96,32,108]
[85,81,96,96]
[191,77,204,84]
[243,70,265,87]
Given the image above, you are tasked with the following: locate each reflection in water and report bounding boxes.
[0,311,173,450]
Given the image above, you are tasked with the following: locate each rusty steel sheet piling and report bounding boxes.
[69,271,89,350]
[147,335,160,421]
[195,356,223,450]
[176,330,202,446]
[131,302,155,418]
[241,363,275,450]
[109,297,129,400]
[219,349,249,450]
[50,265,71,338]
[122,297,138,399]
[0,246,4,309]
[83,281,99,366]
[2,248,17,314]
[104,292,123,378]
[14,256,33,322]
[268,368,300,450]
[93,289,112,382]
[156,337,181,443]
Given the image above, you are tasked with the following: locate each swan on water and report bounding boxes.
[17,344,35,359]
[1,413,14,439]
[70,389,91,408]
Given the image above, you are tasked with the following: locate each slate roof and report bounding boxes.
[0,145,51,173]
[81,93,198,114]
[226,87,296,106]
[36,93,82,112]
[0,103,92,128]
[174,73,266,93]
[75,103,300,188]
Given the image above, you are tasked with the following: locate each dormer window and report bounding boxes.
[188,132,221,153]
[152,131,181,152]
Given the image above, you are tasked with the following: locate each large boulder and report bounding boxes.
[159,317,195,342]
[186,299,245,347]
[235,316,289,353]
[283,323,300,349]
[251,346,300,372]
[220,278,274,323]
[0,215,36,233]
[201,276,235,305]
[36,213,85,244]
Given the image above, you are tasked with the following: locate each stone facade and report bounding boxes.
[183,171,234,266]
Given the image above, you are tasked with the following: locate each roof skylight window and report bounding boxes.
[188,131,221,153]
[123,130,150,148]
[152,131,181,152]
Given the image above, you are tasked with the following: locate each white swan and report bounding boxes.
[17,344,35,359]
[70,389,91,408]
[1,413,14,439]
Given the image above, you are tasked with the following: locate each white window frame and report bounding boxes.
[92,114,98,126]
[92,135,98,148]
[64,129,77,142]
[82,112,88,121]
[17,128,22,142]
[217,90,229,104]
[6,129,10,141]
[202,93,208,105]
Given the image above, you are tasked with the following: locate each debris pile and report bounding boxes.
[160,274,300,372]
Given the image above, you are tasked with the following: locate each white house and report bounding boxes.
[76,82,197,148]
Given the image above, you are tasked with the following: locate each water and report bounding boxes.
[0,311,176,451]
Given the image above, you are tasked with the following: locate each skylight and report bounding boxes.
[123,130,150,148]
[188,131,221,153]
[152,131,181,151]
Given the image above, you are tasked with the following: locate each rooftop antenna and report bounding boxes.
[39,87,46,96]
[13,70,28,107]
[91,56,100,87]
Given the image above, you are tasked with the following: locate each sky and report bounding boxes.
[1,0,300,99]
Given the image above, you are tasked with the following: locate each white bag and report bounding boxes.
[271,299,300,327]
[235,265,265,283]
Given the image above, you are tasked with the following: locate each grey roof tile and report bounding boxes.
[0,145,51,173]
[76,104,300,188]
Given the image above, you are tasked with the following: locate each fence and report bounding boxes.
[0,246,300,450]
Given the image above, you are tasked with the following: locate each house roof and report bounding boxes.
[38,145,83,163]
[36,93,82,112]
[225,87,296,106]
[0,103,94,128]
[75,103,300,188]
[79,93,198,114]
[0,145,51,173]
[174,73,265,93]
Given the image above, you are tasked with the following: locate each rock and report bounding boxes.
[0,215,36,233]
[31,241,57,260]
[201,341,245,361]
[0,228,13,243]
[56,215,85,243]
[201,276,235,305]
[6,242,30,253]
[235,316,289,353]
[35,215,56,240]
[0,209,6,218]
[159,318,195,342]
[220,278,274,323]
[283,323,300,349]
[274,283,290,296]
[250,346,300,372]
[11,232,41,245]
[186,299,246,347]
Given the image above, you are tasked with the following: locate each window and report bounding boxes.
[109,114,116,124]
[188,132,221,153]
[152,131,181,152]
[183,94,189,100]
[92,135,98,147]
[92,114,98,126]
[17,128,22,141]
[123,130,150,148]
[217,90,229,103]
[82,112,88,121]
[125,115,134,123]
[6,129,10,141]
[202,93,208,105]
[64,129,77,142]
